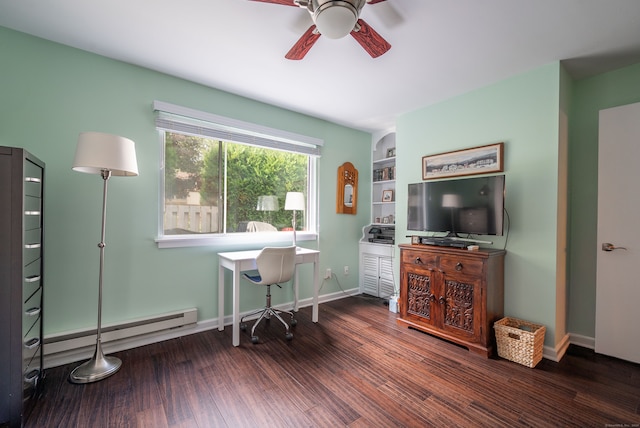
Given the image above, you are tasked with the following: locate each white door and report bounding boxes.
[595,101,640,364]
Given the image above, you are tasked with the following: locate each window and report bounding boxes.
[153,101,321,248]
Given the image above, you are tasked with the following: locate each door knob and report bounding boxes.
[601,242,627,252]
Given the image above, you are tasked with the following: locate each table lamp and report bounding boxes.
[285,192,305,246]
[442,193,462,237]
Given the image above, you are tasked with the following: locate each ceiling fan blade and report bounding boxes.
[350,19,391,58]
[250,0,298,6]
[285,25,321,60]
[367,0,387,3]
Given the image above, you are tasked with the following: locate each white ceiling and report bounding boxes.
[2,0,640,134]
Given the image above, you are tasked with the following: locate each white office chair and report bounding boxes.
[240,246,297,344]
[245,221,277,232]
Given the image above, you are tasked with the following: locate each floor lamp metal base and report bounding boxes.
[69,352,121,384]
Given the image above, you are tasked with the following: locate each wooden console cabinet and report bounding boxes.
[397,244,505,357]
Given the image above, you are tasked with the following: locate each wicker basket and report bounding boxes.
[494,317,546,368]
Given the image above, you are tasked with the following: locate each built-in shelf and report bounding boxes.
[371,136,396,225]
[359,133,397,297]
[373,156,395,164]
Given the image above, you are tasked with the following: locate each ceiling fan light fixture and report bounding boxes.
[314,1,359,39]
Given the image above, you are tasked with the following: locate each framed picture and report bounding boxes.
[422,142,504,180]
[386,147,396,158]
[382,189,393,202]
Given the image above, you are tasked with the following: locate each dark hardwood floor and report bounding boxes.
[27,296,640,427]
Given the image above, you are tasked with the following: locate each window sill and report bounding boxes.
[155,231,317,249]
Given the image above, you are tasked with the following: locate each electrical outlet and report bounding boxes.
[343,265,349,275]
[324,268,332,279]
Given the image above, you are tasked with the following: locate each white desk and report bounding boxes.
[217,247,320,346]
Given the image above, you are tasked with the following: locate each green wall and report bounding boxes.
[567,62,640,337]
[395,59,640,348]
[4,23,640,351]
[396,63,563,346]
[0,27,371,335]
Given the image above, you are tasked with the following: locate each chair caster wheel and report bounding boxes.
[251,336,259,344]
[240,323,247,331]
[290,319,297,327]
[285,332,294,341]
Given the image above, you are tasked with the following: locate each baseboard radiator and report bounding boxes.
[43,308,198,368]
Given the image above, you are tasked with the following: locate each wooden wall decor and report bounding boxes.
[336,161,358,214]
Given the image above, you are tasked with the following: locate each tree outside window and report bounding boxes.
[163,132,308,235]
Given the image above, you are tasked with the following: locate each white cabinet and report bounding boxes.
[359,242,395,297]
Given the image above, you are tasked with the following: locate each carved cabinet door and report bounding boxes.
[439,272,482,340]
[401,265,437,326]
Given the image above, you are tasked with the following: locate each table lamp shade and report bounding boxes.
[442,194,462,208]
[285,192,305,211]
[257,195,279,211]
[73,132,139,176]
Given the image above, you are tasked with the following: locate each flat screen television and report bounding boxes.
[407,175,505,236]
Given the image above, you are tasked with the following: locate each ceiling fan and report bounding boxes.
[251,0,391,60]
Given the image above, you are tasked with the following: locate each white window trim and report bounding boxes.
[155,231,318,249]
[153,101,321,249]
[153,100,323,154]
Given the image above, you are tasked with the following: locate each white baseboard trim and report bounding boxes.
[43,323,204,369]
[44,289,594,369]
[43,287,361,369]
[542,333,571,362]
[541,333,595,363]
[568,333,595,350]
[214,287,360,328]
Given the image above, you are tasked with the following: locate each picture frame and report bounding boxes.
[386,147,396,158]
[422,142,504,180]
[382,189,393,202]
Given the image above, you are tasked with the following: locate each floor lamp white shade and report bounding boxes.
[73,132,139,176]
[285,192,305,246]
[69,132,138,384]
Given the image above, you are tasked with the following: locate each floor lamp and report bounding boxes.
[285,192,305,246]
[69,132,138,384]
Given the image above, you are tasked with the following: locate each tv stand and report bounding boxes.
[397,244,505,357]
